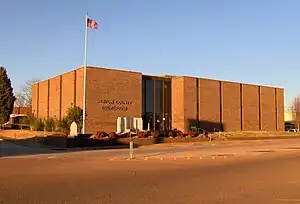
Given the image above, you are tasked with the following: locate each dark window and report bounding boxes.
[142,80,146,114]
[142,77,171,131]
[155,80,161,114]
[145,80,154,113]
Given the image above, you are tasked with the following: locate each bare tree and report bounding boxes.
[14,79,39,107]
[290,95,300,125]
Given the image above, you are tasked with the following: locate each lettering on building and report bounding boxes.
[98,100,133,111]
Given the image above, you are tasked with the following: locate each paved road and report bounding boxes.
[2,144,300,203]
[2,138,300,159]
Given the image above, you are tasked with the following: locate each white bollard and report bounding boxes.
[0,138,2,157]
[129,141,134,159]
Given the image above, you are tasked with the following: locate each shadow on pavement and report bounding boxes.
[0,136,137,158]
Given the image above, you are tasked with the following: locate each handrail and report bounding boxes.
[213,128,221,132]
[198,128,209,134]
[213,128,221,138]
[198,128,212,142]
[213,128,228,140]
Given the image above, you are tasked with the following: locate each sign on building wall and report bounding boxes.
[99,99,133,111]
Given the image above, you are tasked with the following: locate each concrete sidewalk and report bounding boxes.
[109,138,300,161]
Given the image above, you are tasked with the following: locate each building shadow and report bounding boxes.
[0,135,139,158]
[187,119,224,133]
[0,137,56,158]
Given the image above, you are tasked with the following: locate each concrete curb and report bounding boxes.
[54,145,129,151]
[227,136,300,141]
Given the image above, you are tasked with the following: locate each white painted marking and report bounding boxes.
[47,156,56,159]
[160,158,164,160]
[278,198,300,202]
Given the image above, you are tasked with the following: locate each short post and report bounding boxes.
[163,117,166,137]
[209,132,212,142]
[0,138,2,157]
[129,132,134,159]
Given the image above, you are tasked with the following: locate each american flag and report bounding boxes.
[87,18,99,29]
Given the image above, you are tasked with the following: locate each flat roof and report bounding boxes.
[34,66,284,89]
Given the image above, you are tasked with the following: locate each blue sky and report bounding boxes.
[1,0,300,105]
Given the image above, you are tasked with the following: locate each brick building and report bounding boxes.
[9,107,32,124]
[32,66,284,133]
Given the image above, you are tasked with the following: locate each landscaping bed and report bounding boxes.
[3,129,300,150]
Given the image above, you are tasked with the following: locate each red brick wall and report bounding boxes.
[222,81,241,131]
[12,107,32,115]
[61,70,75,118]
[199,78,221,132]
[32,69,83,122]
[171,77,185,131]
[183,77,197,132]
[31,67,284,133]
[49,76,61,119]
[261,86,276,131]
[32,84,38,116]
[85,67,142,133]
[276,88,284,131]
[38,80,49,118]
[76,68,84,108]
[242,84,259,131]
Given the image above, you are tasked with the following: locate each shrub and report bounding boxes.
[168,129,178,138]
[150,130,160,138]
[187,130,198,138]
[65,104,83,132]
[108,132,117,139]
[145,131,152,137]
[95,131,108,138]
[19,115,32,125]
[176,130,184,138]
[58,118,69,133]
[44,117,56,132]
[137,131,146,138]
[31,117,44,131]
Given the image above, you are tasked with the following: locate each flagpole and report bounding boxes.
[82,12,88,134]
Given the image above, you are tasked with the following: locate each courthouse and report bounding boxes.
[32,66,284,133]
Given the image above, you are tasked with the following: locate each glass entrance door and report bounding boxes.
[142,76,171,132]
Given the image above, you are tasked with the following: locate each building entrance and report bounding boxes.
[142,76,171,132]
